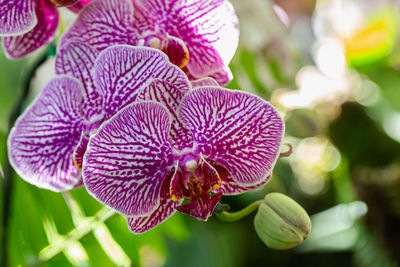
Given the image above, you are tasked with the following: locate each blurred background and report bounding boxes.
[1,0,400,266]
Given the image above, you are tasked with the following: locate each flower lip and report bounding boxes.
[169,153,222,220]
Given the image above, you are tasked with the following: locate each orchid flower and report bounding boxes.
[0,0,90,59]
[81,48,284,233]
[8,44,191,191]
[59,0,239,85]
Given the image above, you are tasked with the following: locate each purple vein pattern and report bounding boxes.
[210,159,271,195]
[55,41,102,122]
[8,76,86,191]
[83,102,175,216]
[127,171,182,234]
[94,45,189,120]
[83,75,284,233]
[133,0,239,82]
[60,0,239,85]
[180,88,284,186]
[0,0,89,59]
[137,79,193,151]
[0,0,36,35]
[190,77,219,88]
[59,0,137,51]
[9,45,189,191]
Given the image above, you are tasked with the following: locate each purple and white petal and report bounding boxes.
[8,76,86,191]
[186,66,232,86]
[131,0,156,35]
[2,0,58,59]
[66,0,91,13]
[207,159,270,195]
[135,0,239,83]
[179,0,238,80]
[179,87,284,186]
[191,77,219,88]
[127,171,181,234]
[59,0,138,51]
[137,79,192,151]
[72,132,90,170]
[0,0,37,35]
[83,102,175,216]
[55,42,102,121]
[207,66,233,86]
[94,45,188,120]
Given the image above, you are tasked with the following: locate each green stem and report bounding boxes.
[2,45,55,267]
[215,200,263,222]
[39,207,116,262]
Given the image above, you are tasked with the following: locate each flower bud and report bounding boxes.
[254,192,311,250]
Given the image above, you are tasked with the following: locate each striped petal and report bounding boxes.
[2,0,58,59]
[94,45,188,120]
[185,66,232,87]
[179,87,284,187]
[0,0,36,35]
[62,0,238,84]
[59,0,138,51]
[208,159,271,195]
[134,0,239,84]
[8,76,86,191]
[137,79,192,151]
[66,0,91,13]
[127,171,182,234]
[191,77,219,88]
[207,66,233,87]
[83,102,174,216]
[131,0,156,35]
[72,132,89,170]
[55,42,102,121]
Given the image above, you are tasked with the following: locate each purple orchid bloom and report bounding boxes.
[81,49,284,233]
[8,43,193,191]
[59,0,239,85]
[0,0,90,59]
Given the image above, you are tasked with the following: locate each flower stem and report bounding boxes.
[279,143,293,158]
[1,44,55,267]
[215,200,263,222]
[38,207,116,263]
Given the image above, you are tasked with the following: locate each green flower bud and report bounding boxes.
[254,192,311,250]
